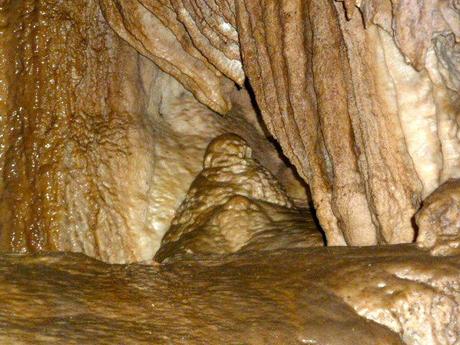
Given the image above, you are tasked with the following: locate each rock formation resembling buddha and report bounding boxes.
[155,133,323,262]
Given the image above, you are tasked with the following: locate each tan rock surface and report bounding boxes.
[234,0,460,246]
[99,0,460,248]
[4,0,455,258]
[0,0,305,263]
[0,246,458,344]
[98,0,242,114]
[2,0,458,260]
[416,179,460,256]
[155,134,323,262]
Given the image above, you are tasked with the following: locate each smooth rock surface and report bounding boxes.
[0,246,458,344]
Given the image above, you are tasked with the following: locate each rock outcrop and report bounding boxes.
[155,134,323,262]
[0,0,306,263]
[99,0,460,247]
[1,1,459,343]
[416,179,460,256]
[236,0,460,246]
[2,0,459,261]
[1,247,458,344]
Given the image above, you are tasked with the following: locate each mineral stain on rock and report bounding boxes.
[1,247,458,344]
[0,0,308,263]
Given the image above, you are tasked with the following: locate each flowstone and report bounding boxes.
[155,134,323,263]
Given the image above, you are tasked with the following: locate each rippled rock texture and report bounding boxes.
[1,1,459,343]
[155,134,323,262]
[0,0,305,263]
[2,0,460,261]
[100,0,460,247]
[0,247,458,345]
[236,0,460,246]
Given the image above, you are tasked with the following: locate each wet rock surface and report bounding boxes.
[0,0,306,263]
[416,179,460,256]
[111,0,460,247]
[155,133,323,263]
[0,246,458,345]
[0,1,459,343]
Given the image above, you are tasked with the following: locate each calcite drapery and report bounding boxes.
[107,0,460,246]
[0,0,306,263]
[235,0,460,245]
[98,0,243,114]
[1,0,459,258]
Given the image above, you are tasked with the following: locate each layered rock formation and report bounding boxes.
[0,1,459,343]
[99,0,460,247]
[1,247,458,345]
[0,0,306,263]
[416,179,460,256]
[1,0,459,260]
[155,134,323,262]
[98,0,243,115]
[236,0,460,246]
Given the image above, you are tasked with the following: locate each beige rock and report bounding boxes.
[49,0,457,250]
[0,1,306,263]
[416,179,460,256]
[234,0,459,246]
[98,0,241,114]
[155,133,323,262]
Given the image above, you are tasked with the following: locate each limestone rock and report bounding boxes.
[63,0,460,250]
[98,0,243,114]
[416,179,460,256]
[0,1,306,263]
[234,0,460,246]
[155,133,323,262]
[0,246,458,344]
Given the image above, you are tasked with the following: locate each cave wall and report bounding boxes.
[0,0,459,261]
[100,0,460,246]
[0,0,306,263]
[0,0,158,260]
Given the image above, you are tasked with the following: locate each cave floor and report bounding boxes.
[0,246,458,344]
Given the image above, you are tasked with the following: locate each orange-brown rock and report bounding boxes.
[416,179,460,256]
[0,0,306,263]
[2,0,459,260]
[155,134,323,262]
[1,246,458,344]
